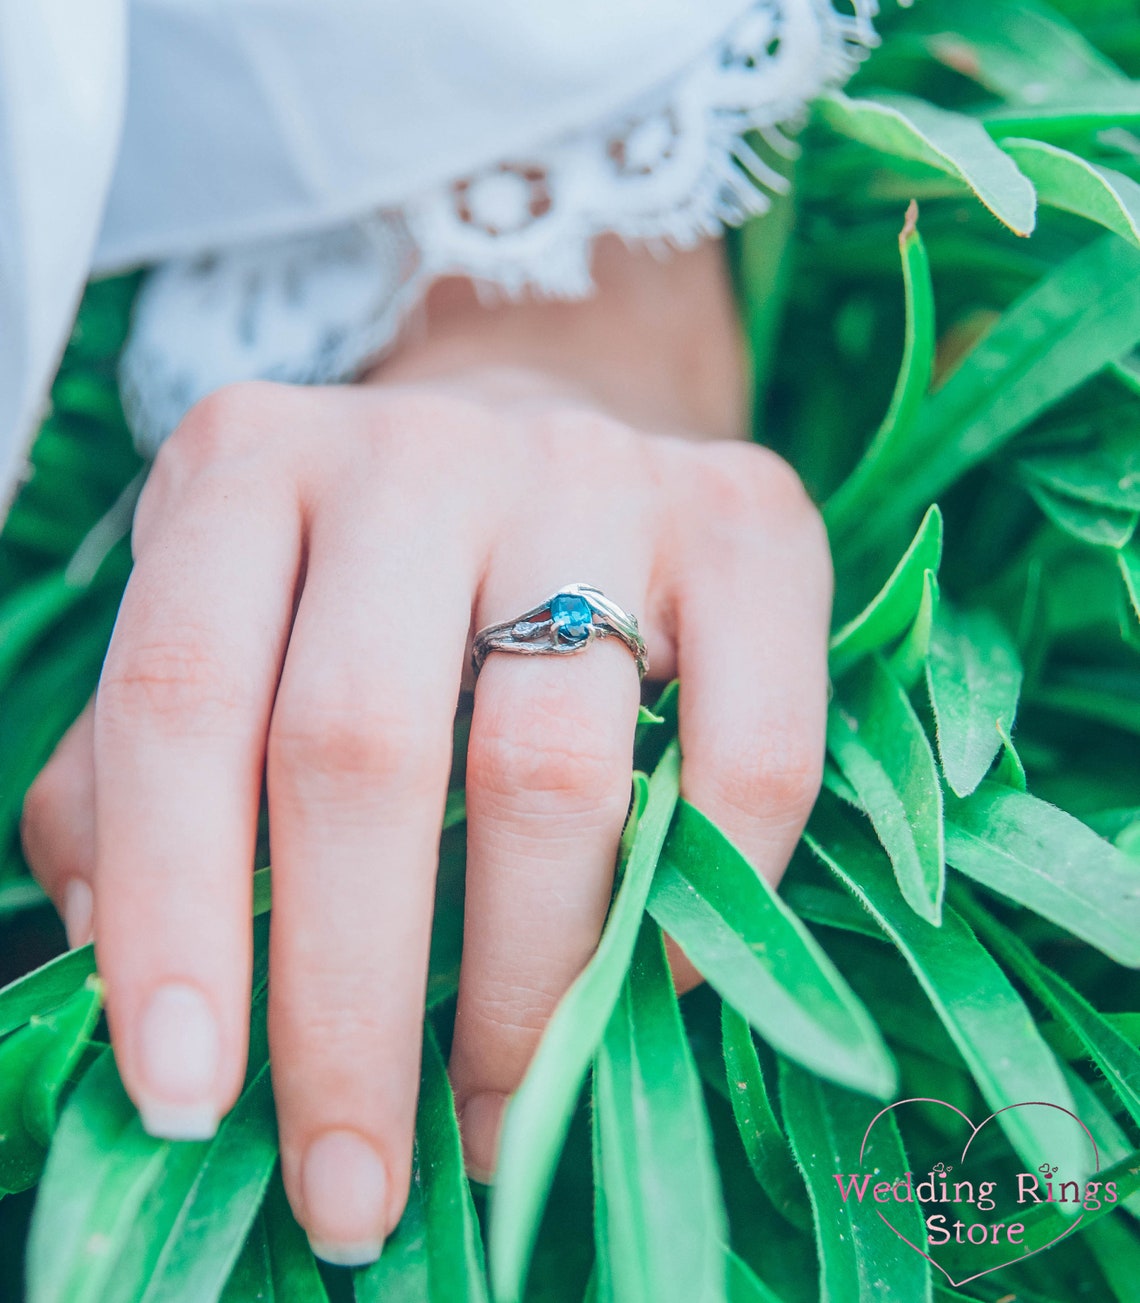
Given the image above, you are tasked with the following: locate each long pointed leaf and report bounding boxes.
[828,656,945,923]
[806,795,1085,1177]
[830,506,943,675]
[1003,139,1140,247]
[926,604,1022,798]
[593,918,727,1303]
[961,893,1140,1128]
[859,235,1140,553]
[945,781,1140,966]
[647,800,895,1098]
[489,747,680,1303]
[817,92,1036,235]
[355,1022,487,1302]
[826,206,936,537]
[721,1005,809,1228]
[780,1061,931,1303]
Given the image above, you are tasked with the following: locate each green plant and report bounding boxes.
[3,2,1140,1298]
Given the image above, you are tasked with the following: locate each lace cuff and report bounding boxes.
[121,0,877,455]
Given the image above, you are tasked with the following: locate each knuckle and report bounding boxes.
[160,381,290,473]
[465,977,558,1044]
[284,991,392,1048]
[22,762,64,831]
[533,408,641,479]
[19,770,60,867]
[698,442,818,524]
[20,758,91,886]
[367,392,489,462]
[470,689,629,814]
[269,695,444,796]
[99,638,252,732]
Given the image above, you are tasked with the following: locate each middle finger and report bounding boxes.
[267,489,474,1265]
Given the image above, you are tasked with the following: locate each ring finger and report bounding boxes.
[450,553,663,1179]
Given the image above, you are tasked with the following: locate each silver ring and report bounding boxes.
[472,584,648,680]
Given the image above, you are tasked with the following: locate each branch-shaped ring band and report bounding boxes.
[471,584,648,680]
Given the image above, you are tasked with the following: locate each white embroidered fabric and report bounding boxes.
[120,0,878,456]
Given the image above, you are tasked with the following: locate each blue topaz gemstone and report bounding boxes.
[549,592,593,641]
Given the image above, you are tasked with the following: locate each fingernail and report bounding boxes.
[459,1091,508,1184]
[136,982,221,1140]
[303,1129,388,1266]
[62,878,94,948]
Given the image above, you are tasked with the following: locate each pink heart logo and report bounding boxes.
[857,1097,1100,1289]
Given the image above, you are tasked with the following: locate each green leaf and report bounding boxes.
[1046,1011,1140,1060]
[736,167,797,411]
[252,867,272,918]
[417,1022,488,1301]
[886,569,939,691]
[489,746,680,1303]
[779,878,887,941]
[725,1251,783,1303]
[780,1061,932,1303]
[0,877,50,923]
[1003,139,1140,247]
[830,506,943,676]
[592,918,727,1303]
[1060,1069,1140,1222]
[1025,478,1139,547]
[992,718,1027,792]
[356,1023,487,1303]
[0,976,103,1193]
[817,91,1036,235]
[354,1158,429,1302]
[22,975,104,1145]
[129,1061,277,1303]
[926,603,1023,798]
[960,896,1140,1130]
[910,0,1124,104]
[262,1173,330,1303]
[858,234,1140,554]
[1112,349,1140,398]
[220,1175,330,1303]
[1121,546,1140,625]
[826,206,936,538]
[931,1147,1140,1282]
[806,795,1086,1177]
[944,781,1140,966]
[1087,1215,1140,1303]
[1018,424,1140,512]
[0,573,88,691]
[27,1006,278,1303]
[983,85,1140,141]
[720,1005,809,1229]
[443,788,468,831]
[0,945,96,1039]
[589,1088,614,1303]
[634,680,679,774]
[219,1213,272,1303]
[646,800,895,1098]
[827,656,945,924]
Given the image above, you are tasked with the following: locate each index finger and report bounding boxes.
[95,446,301,1138]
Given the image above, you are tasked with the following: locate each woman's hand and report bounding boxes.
[19,240,832,1265]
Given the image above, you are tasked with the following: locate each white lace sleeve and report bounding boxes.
[120,0,877,455]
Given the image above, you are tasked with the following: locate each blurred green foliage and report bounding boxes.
[3,2,1140,1299]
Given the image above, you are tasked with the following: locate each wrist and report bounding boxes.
[368,237,750,441]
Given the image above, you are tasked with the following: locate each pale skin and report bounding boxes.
[20,237,833,1265]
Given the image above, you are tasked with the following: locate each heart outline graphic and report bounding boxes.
[857,1097,1100,1289]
